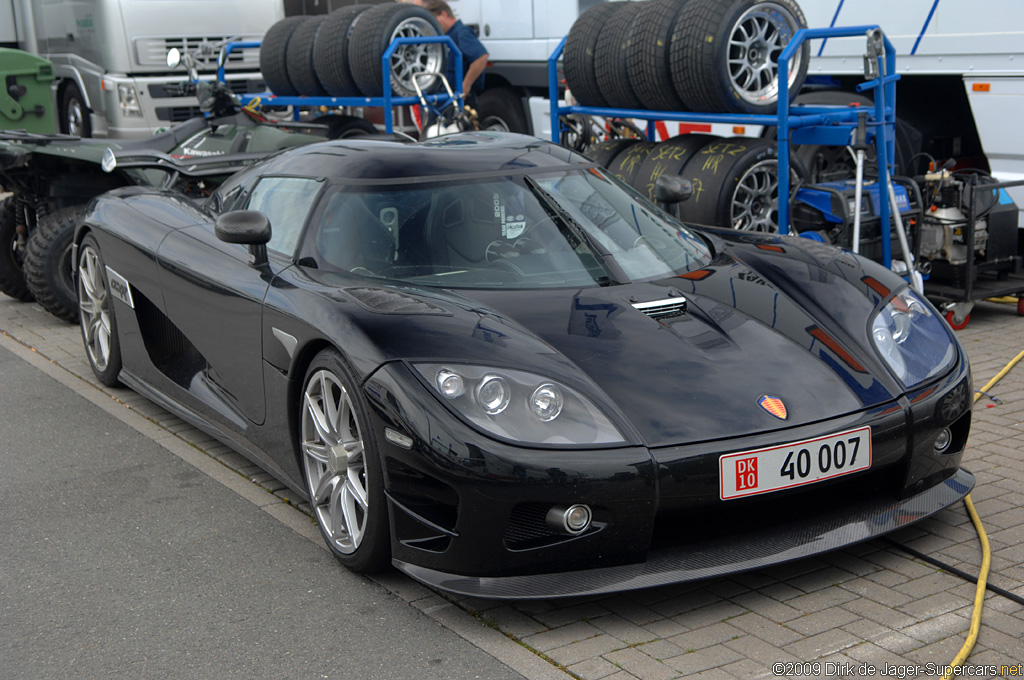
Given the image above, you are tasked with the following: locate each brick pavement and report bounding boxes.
[1,294,1022,680]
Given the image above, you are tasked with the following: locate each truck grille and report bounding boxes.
[134,36,261,69]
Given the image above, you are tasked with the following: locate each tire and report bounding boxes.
[61,82,91,137]
[676,137,804,231]
[77,233,122,387]
[313,4,373,97]
[633,134,718,204]
[285,15,329,96]
[594,1,645,110]
[628,0,692,112]
[260,16,307,96]
[670,0,810,114]
[348,3,446,98]
[300,348,389,573]
[605,140,657,187]
[24,204,85,323]
[0,197,33,301]
[316,114,378,139]
[564,2,627,108]
[476,87,529,134]
[584,138,644,169]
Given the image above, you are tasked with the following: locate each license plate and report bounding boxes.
[719,426,872,500]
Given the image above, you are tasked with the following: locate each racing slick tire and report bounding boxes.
[633,134,717,205]
[584,138,645,169]
[628,0,692,112]
[260,16,307,96]
[300,348,390,573]
[60,82,92,137]
[0,197,33,302]
[24,204,85,323]
[348,3,446,98]
[605,140,657,187]
[593,1,645,110]
[313,4,373,97]
[285,15,329,96]
[670,0,810,114]
[564,2,627,108]
[77,233,122,387]
[476,87,530,134]
[675,137,805,231]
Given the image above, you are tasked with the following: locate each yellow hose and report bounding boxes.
[942,348,1024,679]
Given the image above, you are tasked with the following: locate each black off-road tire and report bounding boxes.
[260,16,307,96]
[670,0,810,114]
[0,197,33,301]
[313,4,373,97]
[633,134,718,204]
[286,16,329,96]
[476,87,529,134]
[675,137,805,231]
[564,2,627,107]
[348,3,445,98]
[627,0,692,112]
[593,1,645,110]
[24,204,86,323]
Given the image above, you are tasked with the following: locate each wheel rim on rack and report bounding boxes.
[301,369,369,554]
[727,2,804,108]
[731,159,782,232]
[388,17,445,96]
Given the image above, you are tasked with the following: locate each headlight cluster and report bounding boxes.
[870,289,956,387]
[415,363,626,445]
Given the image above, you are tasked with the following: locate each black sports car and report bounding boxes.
[73,133,973,599]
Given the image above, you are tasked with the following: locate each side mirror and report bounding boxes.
[654,174,693,205]
[215,210,271,266]
[166,48,181,69]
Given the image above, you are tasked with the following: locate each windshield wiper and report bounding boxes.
[523,175,629,284]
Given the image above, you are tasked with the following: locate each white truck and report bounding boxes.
[1,0,282,138]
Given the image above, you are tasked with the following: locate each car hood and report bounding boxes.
[348,235,916,448]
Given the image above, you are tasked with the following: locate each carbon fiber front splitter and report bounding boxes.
[393,468,975,600]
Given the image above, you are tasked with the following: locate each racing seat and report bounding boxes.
[426,188,506,270]
[316,195,395,274]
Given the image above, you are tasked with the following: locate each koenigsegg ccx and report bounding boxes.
[73,133,973,599]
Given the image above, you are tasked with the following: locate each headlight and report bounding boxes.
[870,289,955,387]
[117,84,142,118]
[414,363,626,445]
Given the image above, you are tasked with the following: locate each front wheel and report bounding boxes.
[61,82,92,137]
[300,349,389,572]
[77,234,122,386]
[25,204,86,323]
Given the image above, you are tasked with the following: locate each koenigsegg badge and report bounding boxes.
[758,395,788,420]
[105,266,134,309]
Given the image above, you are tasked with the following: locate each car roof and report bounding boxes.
[258,131,590,183]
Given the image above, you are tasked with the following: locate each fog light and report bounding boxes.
[546,504,592,535]
[934,428,952,453]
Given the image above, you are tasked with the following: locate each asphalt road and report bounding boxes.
[0,343,526,680]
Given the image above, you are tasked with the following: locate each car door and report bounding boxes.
[156,175,323,429]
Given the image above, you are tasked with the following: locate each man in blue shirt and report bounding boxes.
[415,0,489,104]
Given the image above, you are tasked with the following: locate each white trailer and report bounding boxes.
[2,0,282,138]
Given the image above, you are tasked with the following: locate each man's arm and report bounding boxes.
[463,53,489,96]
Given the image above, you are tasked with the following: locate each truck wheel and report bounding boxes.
[349,3,446,98]
[585,138,644,169]
[564,2,627,107]
[286,16,329,97]
[628,0,692,112]
[24,205,86,324]
[605,140,657,187]
[476,88,529,134]
[260,16,307,96]
[594,1,645,110]
[633,134,717,204]
[61,83,91,137]
[0,197,33,301]
[314,4,372,97]
[315,114,378,139]
[677,137,804,231]
[670,0,809,114]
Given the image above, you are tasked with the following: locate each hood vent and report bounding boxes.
[344,288,450,316]
[632,297,687,319]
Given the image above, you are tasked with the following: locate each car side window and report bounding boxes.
[245,176,324,256]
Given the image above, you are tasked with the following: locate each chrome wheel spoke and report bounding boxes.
[313,470,338,505]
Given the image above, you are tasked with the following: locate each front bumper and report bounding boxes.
[365,359,972,599]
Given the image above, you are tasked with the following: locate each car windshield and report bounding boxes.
[313,167,712,288]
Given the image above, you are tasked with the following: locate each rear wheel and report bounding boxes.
[476,87,529,134]
[316,114,378,139]
[0,197,33,301]
[300,349,389,573]
[77,234,122,386]
[24,204,86,323]
[61,82,91,137]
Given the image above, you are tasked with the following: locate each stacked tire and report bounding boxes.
[259,4,446,99]
[565,0,810,114]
